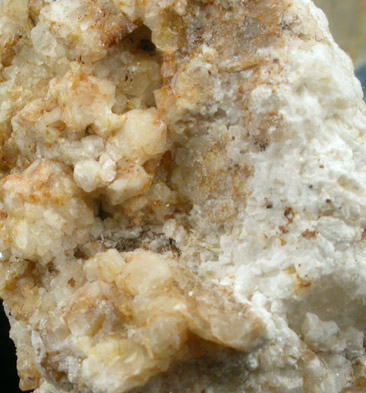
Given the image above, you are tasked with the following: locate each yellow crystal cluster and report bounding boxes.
[0,1,265,392]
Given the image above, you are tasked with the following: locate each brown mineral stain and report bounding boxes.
[294,273,312,295]
[100,16,136,50]
[302,230,317,239]
[362,228,366,241]
[284,207,294,223]
[279,225,289,234]
[354,376,366,388]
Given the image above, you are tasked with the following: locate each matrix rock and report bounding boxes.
[0,1,366,393]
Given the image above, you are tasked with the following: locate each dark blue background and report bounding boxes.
[356,65,366,100]
[0,301,32,393]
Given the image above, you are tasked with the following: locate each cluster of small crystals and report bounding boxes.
[0,245,262,392]
[73,250,261,393]
[0,0,265,392]
[0,0,177,217]
[0,159,94,264]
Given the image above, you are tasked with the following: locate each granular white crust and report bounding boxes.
[1,0,366,392]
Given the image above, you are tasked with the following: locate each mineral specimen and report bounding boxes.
[0,0,366,393]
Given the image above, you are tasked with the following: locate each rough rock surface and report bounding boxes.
[0,0,366,392]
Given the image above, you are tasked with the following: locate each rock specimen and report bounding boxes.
[0,0,366,392]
